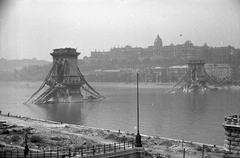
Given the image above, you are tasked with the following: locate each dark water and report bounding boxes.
[1,82,240,146]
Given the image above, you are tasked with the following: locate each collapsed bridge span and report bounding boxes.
[25,48,105,104]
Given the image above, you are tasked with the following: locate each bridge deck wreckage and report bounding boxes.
[166,60,222,93]
[25,48,105,104]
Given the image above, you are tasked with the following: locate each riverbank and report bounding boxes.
[5,81,240,91]
[1,81,175,89]
[0,114,232,158]
[90,82,175,88]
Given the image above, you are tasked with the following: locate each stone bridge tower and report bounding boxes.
[187,60,206,82]
[47,48,84,102]
[25,48,104,104]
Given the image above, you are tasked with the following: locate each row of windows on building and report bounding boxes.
[90,35,238,62]
[85,63,237,83]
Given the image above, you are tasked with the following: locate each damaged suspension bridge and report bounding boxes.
[166,60,219,93]
[24,48,105,104]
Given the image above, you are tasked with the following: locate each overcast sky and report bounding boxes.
[0,0,239,61]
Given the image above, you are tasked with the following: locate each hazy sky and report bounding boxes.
[0,0,240,61]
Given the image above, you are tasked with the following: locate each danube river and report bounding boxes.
[1,81,240,146]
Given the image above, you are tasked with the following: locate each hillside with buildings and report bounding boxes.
[1,35,240,83]
[84,35,240,83]
[90,35,240,64]
[0,58,51,81]
[0,58,50,72]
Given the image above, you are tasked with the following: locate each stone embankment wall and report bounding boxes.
[223,115,240,154]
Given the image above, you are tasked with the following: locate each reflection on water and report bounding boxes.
[186,91,208,117]
[34,101,100,125]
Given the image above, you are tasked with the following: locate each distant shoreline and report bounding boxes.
[88,82,175,89]
[0,81,176,89]
[2,81,240,90]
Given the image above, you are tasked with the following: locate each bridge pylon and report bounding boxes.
[25,48,105,104]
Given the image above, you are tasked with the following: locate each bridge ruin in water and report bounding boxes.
[166,60,219,93]
[25,48,105,104]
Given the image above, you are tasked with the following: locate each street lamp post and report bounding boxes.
[24,132,29,157]
[135,73,142,147]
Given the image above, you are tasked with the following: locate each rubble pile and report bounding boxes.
[0,114,230,158]
[0,123,99,151]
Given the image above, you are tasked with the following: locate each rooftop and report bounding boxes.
[51,48,80,57]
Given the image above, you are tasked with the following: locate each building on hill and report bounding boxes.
[154,34,163,49]
[91,35,163,61]
[111,45,144,60]
[162,40,203,60]
[91,50,111,60]
[90,35,238,64]
[210,46,234,63]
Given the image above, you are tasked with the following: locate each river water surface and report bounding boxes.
[1,81,240,146]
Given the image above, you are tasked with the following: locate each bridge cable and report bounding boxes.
[166,68,191,93]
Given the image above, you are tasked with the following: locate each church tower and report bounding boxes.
[154,34,163,49]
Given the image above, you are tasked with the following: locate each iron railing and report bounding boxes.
[0,141,135,158]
